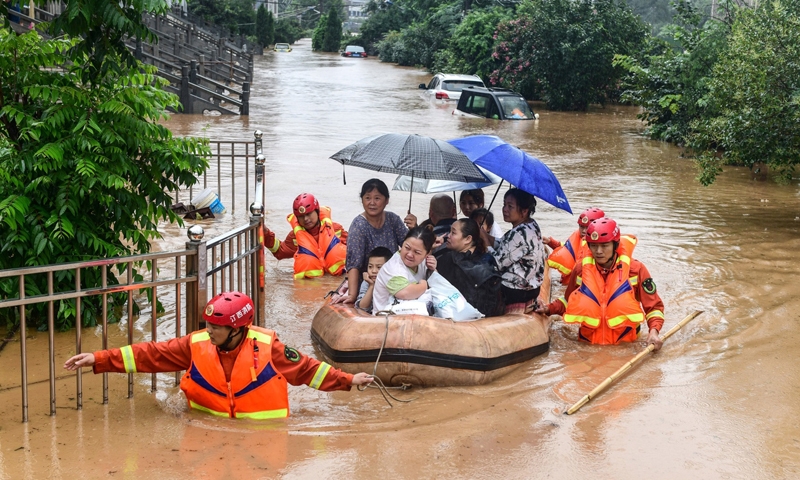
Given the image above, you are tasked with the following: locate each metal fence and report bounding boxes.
[174,131,263,216]
[0,133,269,422]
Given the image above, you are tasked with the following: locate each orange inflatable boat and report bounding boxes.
[310,269,551,387]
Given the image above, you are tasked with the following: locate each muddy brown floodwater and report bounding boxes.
[2,38,800,479]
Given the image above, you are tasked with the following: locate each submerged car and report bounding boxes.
[419,73,485,101]
[342,45,367,58]
[453,87,539,120]
[274,43,292,52]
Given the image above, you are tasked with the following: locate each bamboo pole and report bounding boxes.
[565,310,704,415]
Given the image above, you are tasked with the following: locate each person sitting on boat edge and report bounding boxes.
[436,218,503,317]
[264,193,348,279]
[356,246,393,313]
[332,178,411,304]
[64,292,374,419]
[544,207,605,285]
[535,218,664,349]
[372,227,437,315]
[483,188,547,314]
[460,189,503,240]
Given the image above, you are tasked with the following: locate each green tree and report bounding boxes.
[691,0,800,184]
[614,1,729,144]
[322,0,344,52]
[377,3,461,68]
[256,5,275,47]
[312,14,328,50]
[0,3,209,330]
[188,0,256,35]
[274,17,304,44]
[432,7,512,79]
[490,0,648,110]
[359,0,420,54]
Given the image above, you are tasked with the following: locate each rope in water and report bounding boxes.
[357,310,416,407]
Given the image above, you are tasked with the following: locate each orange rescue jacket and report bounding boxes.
[547,229,586,284]
[288,206,346,279]
[562,235,644,344]
[180,326,290,419]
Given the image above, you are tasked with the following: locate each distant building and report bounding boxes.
[346,0,368,19]
[254,0,279,16]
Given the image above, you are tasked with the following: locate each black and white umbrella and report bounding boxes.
[330,133,489,211]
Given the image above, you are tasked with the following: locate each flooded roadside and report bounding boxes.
[0,38,799,479]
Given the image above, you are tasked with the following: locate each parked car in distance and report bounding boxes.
[419,73,485,101]
[342,45,367,58]
[274,43,292,52]
[453,87,540,120]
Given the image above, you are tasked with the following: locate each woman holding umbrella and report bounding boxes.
[489,188,547,314]
[332,179,409,304]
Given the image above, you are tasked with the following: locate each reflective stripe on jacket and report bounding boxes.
[563,235,644,344]
[179,326,290,419]
[547,230,584,284]
[288,206,346,279]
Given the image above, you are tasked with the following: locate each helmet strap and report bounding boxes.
[218,326,244,351]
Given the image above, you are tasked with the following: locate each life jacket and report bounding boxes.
[547,229,586,284]
[562,235,643,344]
[180,326,290,419]
[287,206,346,279]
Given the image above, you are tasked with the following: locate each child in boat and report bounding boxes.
[469,208,494,234]
[356,247,393,313]
[372,227,437,315]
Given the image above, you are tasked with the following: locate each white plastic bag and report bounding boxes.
[427,272,483,321]
[389,300,430,316]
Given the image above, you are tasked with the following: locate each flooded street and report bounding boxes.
[2,38,800,479]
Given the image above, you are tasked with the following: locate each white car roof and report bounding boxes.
[435,73,483,82]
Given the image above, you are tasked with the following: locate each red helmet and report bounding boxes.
[586,218,620,243]
[203,292,254,328]
[578,207,605,227]
[292,193,319,217]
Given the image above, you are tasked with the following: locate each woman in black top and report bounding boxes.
[435,219,503,317]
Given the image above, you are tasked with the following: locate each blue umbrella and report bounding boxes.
[447,135,572,214]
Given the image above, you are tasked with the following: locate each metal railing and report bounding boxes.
[0,132,269,422]
[173,131,262,215]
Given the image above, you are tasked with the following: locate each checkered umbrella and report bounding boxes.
[331,133,489,183]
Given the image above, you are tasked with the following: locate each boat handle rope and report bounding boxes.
[357,310,417,408]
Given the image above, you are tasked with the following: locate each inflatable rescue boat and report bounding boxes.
[310,269,551,387]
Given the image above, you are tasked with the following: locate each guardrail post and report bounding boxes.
[250,203,265,327]
[241,82,249,116]
[198,54,205,76]
[189,60,198,96]
[185,225,208,332]
[180,65,191,113]
[135,37,143,61]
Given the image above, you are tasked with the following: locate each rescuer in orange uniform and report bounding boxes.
[535,218,665,349]
[64,292,373,419]
[264,193,348,279]
[544,207,605,285]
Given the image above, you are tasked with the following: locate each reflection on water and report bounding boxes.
[1,38,799,479]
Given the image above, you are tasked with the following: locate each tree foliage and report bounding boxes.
[312,14,328,51]
[256,4,275,47]
[274,17,304,44]
[490,0,648,110]
[691,0,800,184]
[0,3,209,330]
[615,1,729,144]
[376,3,461,68]
[322,0,344,52]
[187,0,256,35]
[432,7,512,80]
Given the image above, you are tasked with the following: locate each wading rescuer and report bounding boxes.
[264,193,348,279]
[63,292,374,419]
[544,207,605,285]
[535,218,665,348]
